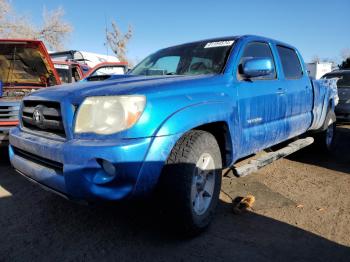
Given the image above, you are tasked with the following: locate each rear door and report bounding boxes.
[276,45,313,137]
[236,41,288,157]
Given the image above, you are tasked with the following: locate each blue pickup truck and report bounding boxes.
[9,35,337,234]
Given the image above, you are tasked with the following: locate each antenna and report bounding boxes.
[104,14,109,56]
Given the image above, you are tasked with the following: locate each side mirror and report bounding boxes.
[242,58,274,78]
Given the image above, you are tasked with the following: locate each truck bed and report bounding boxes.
[309,78,338,130]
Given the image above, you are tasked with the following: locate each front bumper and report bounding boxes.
[9,127,177,202]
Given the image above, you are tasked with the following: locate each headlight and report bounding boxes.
[74,95,146,135]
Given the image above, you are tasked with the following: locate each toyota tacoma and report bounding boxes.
[9,35,337,234]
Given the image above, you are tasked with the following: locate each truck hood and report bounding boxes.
[28,74,223,102]
[0,39,59,89]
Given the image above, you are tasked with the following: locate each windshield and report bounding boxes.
[323,72,350,88]
[129,40,235,76]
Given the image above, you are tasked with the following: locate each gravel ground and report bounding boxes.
[0,126,349,262]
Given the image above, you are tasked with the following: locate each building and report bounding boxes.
[306,62,333,79]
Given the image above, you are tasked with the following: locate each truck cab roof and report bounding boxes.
[158,35,298,53]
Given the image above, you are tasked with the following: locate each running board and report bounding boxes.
[229,137,314,178]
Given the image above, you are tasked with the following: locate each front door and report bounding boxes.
[236,41,288,157]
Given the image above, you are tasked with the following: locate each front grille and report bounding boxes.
[13,146,63,172]
[0,104,20,121]
[21,100,66,138]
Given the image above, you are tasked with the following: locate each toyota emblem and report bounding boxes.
[33,106,44,126]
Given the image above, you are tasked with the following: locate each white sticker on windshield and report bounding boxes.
[204,40,234,48]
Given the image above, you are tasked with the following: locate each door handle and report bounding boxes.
[276,88,285,95]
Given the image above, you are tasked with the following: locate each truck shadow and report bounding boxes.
[287,125,350,174]
[0,147,9,164]
[0,165,349,261]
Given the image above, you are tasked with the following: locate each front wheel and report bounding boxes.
[159,130,222,235]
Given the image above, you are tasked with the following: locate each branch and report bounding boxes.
[106,19,133,62]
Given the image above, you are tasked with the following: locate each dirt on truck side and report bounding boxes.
[0,125,349,261]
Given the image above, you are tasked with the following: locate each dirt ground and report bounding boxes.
[0,126,349,262]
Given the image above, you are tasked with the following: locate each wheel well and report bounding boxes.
[329,99,335,111]
[194,122,232,168]
[320,100,336,131]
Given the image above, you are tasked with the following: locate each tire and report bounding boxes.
[314,110,336,152]
[159,130,222,236]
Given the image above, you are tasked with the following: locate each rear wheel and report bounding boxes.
[324,122,336,150]
[315,110,336,152]
[160,130,222,235]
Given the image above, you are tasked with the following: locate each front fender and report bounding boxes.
[155,101,232,136]
[132,101,235,197]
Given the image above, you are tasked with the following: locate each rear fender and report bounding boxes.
[309,79,338,131]
[322,109,336,131]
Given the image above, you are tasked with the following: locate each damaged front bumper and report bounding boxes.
[9,126,176,202]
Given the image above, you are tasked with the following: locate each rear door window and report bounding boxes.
[277,46,303,79]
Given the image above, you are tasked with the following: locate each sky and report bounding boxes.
[11,0,350,64]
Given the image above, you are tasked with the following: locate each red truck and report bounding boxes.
[52,60,88,84]
[85,61,128,76]
[0,39,61,146]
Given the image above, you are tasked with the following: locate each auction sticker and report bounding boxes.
[204,40,234,48]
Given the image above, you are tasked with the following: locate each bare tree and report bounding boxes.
[0,0,10,20]
[310,55,321,63]
[339,48,350,69]
[0,0,72,51]
[37,7,72,50]
[340,48,350,60]
[2,15,37,39]
[310,55,338,69]
[107,20,133,62]
[0,0,11,35]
